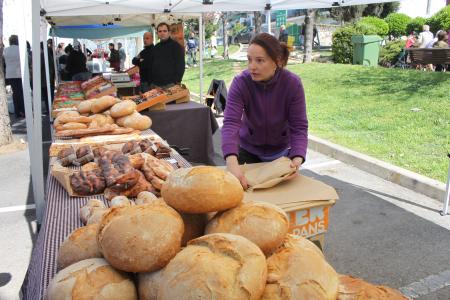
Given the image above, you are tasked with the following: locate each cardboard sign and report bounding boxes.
[287,205,331,238]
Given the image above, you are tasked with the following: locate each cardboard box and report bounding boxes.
[242,163,338,247]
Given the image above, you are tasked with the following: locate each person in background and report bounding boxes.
[426,30,444,48]
[151,22,185,88]
[210,32,217,57]
[41,39,56,115]
[186,32,198,67]
[433,31,449,72]
[3,35,25,118]
[221,33,308,189]
[406,32,417,48]
[107,43,120,72]
[132,32,154,92]
[211,45,218,59]
[418,25,434,48]
[118,42,126,71]
[65,41,90,81]
[278,25,288,43]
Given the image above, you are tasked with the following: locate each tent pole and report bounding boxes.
[17,0,38,223]
[267,9,272,34]
[52,30,59,87]
[31,0,46,225]
[199,13,204,104]
[42,23,53,122]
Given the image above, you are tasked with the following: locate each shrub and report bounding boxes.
[332,25,360,64]
[357,16,389,36]
[385,13,412,37]
[427,5,450,33]
[379,39,406,66]
[406,17,426,34]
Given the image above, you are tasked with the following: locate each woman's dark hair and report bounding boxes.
[108,43,115,48]
[157,22,170,32]
[9,35,18,46]
[250,33,289,67]
[437,30,447,41]
[64,44,73,54]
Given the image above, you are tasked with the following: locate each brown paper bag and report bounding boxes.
[243,157,296,191]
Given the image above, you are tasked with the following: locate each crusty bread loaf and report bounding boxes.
[46,258,137,300]
[79,199,106,225]
[158,233,267,300]
[135,191,159,205]
[205,201,289,255]
[162,166,244,213]
[262,234,339,300]
[110,196,134,207]
[180,213,208,246]
[122,112,152,130]
[91,96,118,113]
[338,275,407,300]
[77,100,93,114]
[281,234,324,258]
[138,268,165,300]
[110,100,137,118]
[89,114,113,127]
[57,224,102,270]
[97,202,184,273]
[56,122,88,131]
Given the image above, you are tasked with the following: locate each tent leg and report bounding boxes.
[43,27,53,122]
[199,14,204,104]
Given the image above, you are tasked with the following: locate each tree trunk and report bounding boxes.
[303,9,315,63]
[222,13,229,59]
[254,11,262,34]
[0,0,13,146]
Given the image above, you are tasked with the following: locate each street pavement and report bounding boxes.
[0,116,448,299]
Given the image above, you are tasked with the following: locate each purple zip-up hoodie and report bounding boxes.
[222,68,308,160]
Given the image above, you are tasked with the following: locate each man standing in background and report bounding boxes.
[132,32,154,92]
[151,22,185,88]
[107,43,120,72]
[279,25,288,43]
[186,32,198,67]
[118,42,126,71]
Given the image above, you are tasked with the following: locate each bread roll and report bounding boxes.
[57,224,102,270]
[162,166,244,213]
[56,110,80,118]
[110,100,137,118]
[79,199,106,225]
[136,191,159,205]
[110,196,134,208]
[122,112,152,130]
[58,122,88,131]
[158,233,267,300]
[262,235,339,300]
[81,162,100,172]
[46,258,137,300]
[129,153,145,169]
[97,202,184,272]
[89,114,110,127]
[338,275,407,300]
[205,201,288,255]
[180,213,208,246]
[57,115,92,124]
[91,96,117,113]
[138,269,164,300]
[86,208,109,225]
[77,100,93,114]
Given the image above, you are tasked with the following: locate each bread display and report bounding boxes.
[205,201,289,255]
[337,275,407,300]
[45,258,137,300]
[98,152,140,191]
[97,203,184,273]
[138,269,165,300]
[57,224,102,270]
[110,100,137,118]
[158,233,267,300]
[262,234,339,300]
[79,199,106,224]
[70,169,106,196]
[162,166,244,213]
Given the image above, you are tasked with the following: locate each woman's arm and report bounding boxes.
[288,77,308,164]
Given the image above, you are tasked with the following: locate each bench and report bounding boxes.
[405,48,450,65]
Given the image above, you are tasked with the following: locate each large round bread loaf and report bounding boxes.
[91,96,117,113]
[57,224,102,270]
[45,258,137,300]
[110,100,137,118]
[158,233,267,300]
[97,202,184,272]
[77,100,93,114]
[122,112,152,130]
[138,268,165,300]
[338,275,407,300]
[205,201,289,254]
[161,166,244,213]
[262,234,339,300]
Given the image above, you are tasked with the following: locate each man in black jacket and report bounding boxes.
[151,23,185,88]
[132,31,154,92]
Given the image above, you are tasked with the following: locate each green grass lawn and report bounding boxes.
[183,61,450,182]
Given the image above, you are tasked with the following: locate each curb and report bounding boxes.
[308,135,446,201]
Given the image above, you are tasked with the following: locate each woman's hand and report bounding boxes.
[290,156,304,169]
[226,155,249,190]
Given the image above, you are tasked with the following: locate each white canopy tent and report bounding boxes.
[21,0,394,224]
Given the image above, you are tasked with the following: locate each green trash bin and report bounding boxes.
[351,35,382,67]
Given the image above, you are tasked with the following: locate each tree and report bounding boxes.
[363,2,400,18]
[330,5,366,23]
[427,5,450,33]
[356,16,389,36]
[254,11,262,34]
[303,9,315,63]
[0,0,13,146]
[385,13,411,37]
[406,17,426,34]
[221,12,229,59]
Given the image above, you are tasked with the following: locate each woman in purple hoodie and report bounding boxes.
[221,33,308,189]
